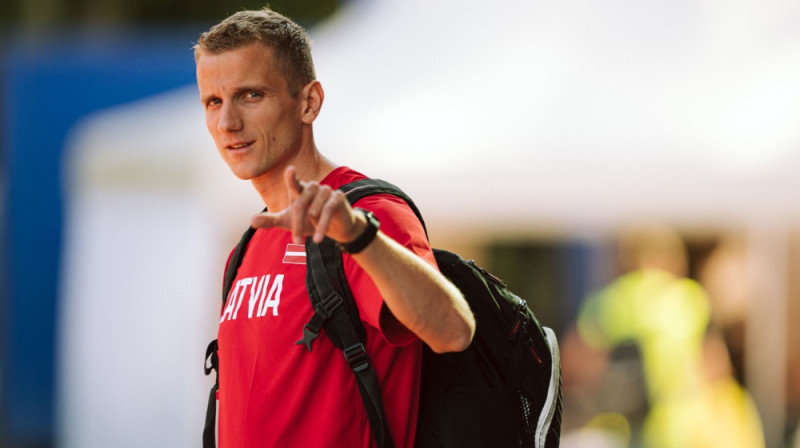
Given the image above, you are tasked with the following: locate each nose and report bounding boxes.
[217,103,243,133]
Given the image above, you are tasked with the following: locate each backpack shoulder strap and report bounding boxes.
[301,178,421,448]
[203,210,262,448]
[304,238,395,448]
[338,178,427,237]
[222,224,259,304]
[300,178,425,353]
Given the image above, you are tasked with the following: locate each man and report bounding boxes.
[194,8,476,448]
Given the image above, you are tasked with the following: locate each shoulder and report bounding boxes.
[322,166,424,239]
[354,194,419,230]
[324,166,433,263]
[320,165,368,189]
[356,193,435,270]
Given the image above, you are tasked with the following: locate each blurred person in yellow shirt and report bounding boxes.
[576,224,764,448]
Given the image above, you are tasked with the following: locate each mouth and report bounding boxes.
[226,141,254,150]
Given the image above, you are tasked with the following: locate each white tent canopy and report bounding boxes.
[309,0,800,235]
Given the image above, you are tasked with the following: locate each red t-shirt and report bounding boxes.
[217,167,432,448]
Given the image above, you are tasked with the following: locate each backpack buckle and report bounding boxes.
[343,343,370,373]
[296,326,321,352]
[296,293,344,352]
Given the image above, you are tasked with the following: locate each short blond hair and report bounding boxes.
[194,8,316,97]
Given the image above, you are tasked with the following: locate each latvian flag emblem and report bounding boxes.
[283,244,307,265]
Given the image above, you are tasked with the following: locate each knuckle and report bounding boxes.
[330,190,347,204]
[323,193,343,211]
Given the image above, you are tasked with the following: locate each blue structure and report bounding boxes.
[1,28,199,446]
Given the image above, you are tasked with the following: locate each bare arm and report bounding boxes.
[346,225,474,353]
[251,166,475,353]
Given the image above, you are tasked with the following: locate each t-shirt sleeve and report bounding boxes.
[342,194,436,346]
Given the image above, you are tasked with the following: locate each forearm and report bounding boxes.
[350,231,475,353]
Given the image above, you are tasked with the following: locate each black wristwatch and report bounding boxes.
[337,208,380,254]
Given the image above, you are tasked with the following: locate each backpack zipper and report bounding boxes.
[509,299,543,366]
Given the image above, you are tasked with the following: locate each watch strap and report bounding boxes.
[338,208,380,254]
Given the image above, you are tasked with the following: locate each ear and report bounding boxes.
[300,80,324,124]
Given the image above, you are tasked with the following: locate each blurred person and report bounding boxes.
[699,234,800,447]
[697,234,751,385]
[194,8,476,448]
[559,324,647,445]
[574,224,764,448]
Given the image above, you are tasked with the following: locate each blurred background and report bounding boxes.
[2,0,799,447]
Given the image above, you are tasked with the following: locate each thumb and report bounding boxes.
[284,165,303,198]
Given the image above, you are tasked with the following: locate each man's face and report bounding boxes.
[197,42,305,181]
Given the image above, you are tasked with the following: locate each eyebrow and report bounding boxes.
[235,85,273,96]
[200,84,277,106]
[204,84,275,101]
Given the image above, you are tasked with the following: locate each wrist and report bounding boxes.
[337,208,380,254]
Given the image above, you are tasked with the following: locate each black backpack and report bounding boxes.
[204,179,562,448]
